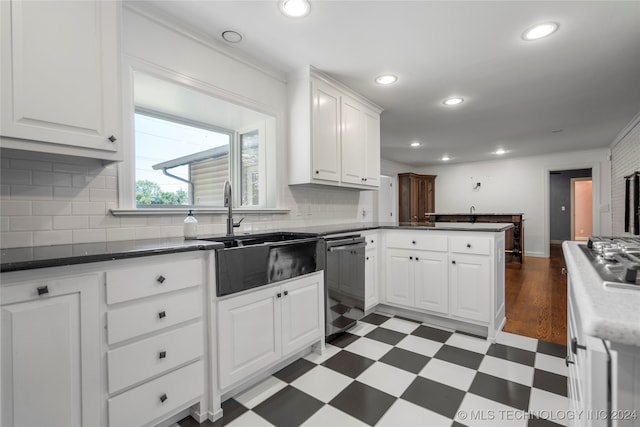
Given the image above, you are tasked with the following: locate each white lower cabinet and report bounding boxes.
[364,247,379,310]
[1,274,101,427]
[385,248,448,314]
[449,254,490,322]
[217,272,324,390]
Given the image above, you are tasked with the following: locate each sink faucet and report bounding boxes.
[470,205,476,215]
[223,180,244,236]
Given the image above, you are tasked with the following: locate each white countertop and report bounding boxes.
[563,241,640,347]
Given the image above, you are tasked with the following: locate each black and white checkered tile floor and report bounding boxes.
[192,312,569,427]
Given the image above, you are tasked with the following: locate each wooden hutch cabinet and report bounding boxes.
[398,173,436,224]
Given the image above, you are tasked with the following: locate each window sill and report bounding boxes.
[110,208,291,216]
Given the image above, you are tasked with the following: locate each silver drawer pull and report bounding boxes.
[37,285,49,296]
[159,351,167,359]
[158,311,166,319]
[160,393,168,403]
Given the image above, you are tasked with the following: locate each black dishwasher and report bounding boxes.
[324,234,367,340]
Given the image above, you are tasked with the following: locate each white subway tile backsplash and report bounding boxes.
[52,163,89,174]
[89,215,121,228]
[611,118,640,236]
[1,200,32,216]
[54,216,89,230]
[89,188,117,202]
[10,159,52,172]
[105,176,118,189]
[1,185,9,199]
[1,217,9,232]
[54,186,90,200]
[33,171,72,187]
[72,201,107,215]
[10,216,52,231]
[34,230,73,246]
[1,232,33,248]
[106,227,137,242]
[73,174,106,188]
[32,201,71,216]
[1,170,32,185]
[10,185,52,200]
[72,228,106,244]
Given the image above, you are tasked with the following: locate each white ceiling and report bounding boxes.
[134,0,640,167]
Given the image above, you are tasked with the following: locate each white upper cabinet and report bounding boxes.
[0,0,122,161]
[289,67,382,189]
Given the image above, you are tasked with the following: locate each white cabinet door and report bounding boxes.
[311,78,341,183]
[414,251,449,314]
[0,0,121,160]
[385,249,414,307]
[365,248,378,310]
[1,274,100,427]
[341,96,366,185]
[363,108,380,187]
[217,285,281,390]
[449,254,490,322]
[281,274,323,356]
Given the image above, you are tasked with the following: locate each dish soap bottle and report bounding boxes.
[184,210,198,240]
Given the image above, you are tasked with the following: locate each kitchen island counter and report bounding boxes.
[563,240,640,347]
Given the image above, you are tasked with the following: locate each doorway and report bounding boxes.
[549,168,592,244]
[571,177,593,241]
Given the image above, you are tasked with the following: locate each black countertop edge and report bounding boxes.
[1,238,224,273]
[1,222,514,273]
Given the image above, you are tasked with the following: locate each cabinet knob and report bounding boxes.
[284,290,288,296]
[159,351,167,359]
[409,256,413,260]
[277,292,282,298]
[412,240,416,244]
[160,393,168,403]
[561,267,567,275]
[366,256,369,260]
[108,135,117,143]
[416,257,419,261]
[158,311,167,319]
[37,285,49,296]
[452,260,456,264]
[157,275,166,284]
[466,243,471,248]
[315,170,319,174]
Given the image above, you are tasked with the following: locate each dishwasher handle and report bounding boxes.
[327,241,367,252]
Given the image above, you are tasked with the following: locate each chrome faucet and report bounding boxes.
[470,205,476,215]
[223,180,244,236]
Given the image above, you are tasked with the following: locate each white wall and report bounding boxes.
[610,113,640,236]
[412,149,612,257]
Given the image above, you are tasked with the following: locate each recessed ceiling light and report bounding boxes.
[410,142,420,147]
[221,30,243,43]
[551,128,564,133]
[279,0,310,18]
[495,149,507,155]
[375,74,398,85]
[443,97,464,106]
[442,155,450,161]
[522,22,559,41]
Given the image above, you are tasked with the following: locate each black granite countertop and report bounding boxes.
[1,222,513,273]
[0,238,224,273]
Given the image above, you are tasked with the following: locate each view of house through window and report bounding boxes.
[240,130,260,206]
[135,112,236,207]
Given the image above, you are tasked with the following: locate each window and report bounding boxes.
[129,71,275,210]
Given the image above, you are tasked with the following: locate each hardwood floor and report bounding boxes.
[503,244,567,345]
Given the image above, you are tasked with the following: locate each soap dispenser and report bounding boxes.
[184,210,198,240]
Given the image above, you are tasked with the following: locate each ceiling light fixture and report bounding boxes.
[442,155,450,161]
[443,97,464,106]
[410,142,420,147]
[495,149,507,155]
[522,22,559,41]
[375,74,398,85]
[221,30,243,43]
[279,0,310,18]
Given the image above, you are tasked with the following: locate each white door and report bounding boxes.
[1,275,100,427]
[414,251,449,314]
[217,286,281,389]
[385,249,414,307]
[449,254,491,322]
[311,79,341,182]
[281,273,323,356]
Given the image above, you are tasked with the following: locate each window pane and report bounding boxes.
[134,113,231,207]
[240,130,260,206]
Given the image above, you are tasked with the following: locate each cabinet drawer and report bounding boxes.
[386,231,447,252]
[107,288,202,345]
[107,360,203,427]
[449,236,491,255]
[107,322,203,394]
[105,258,202,304]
